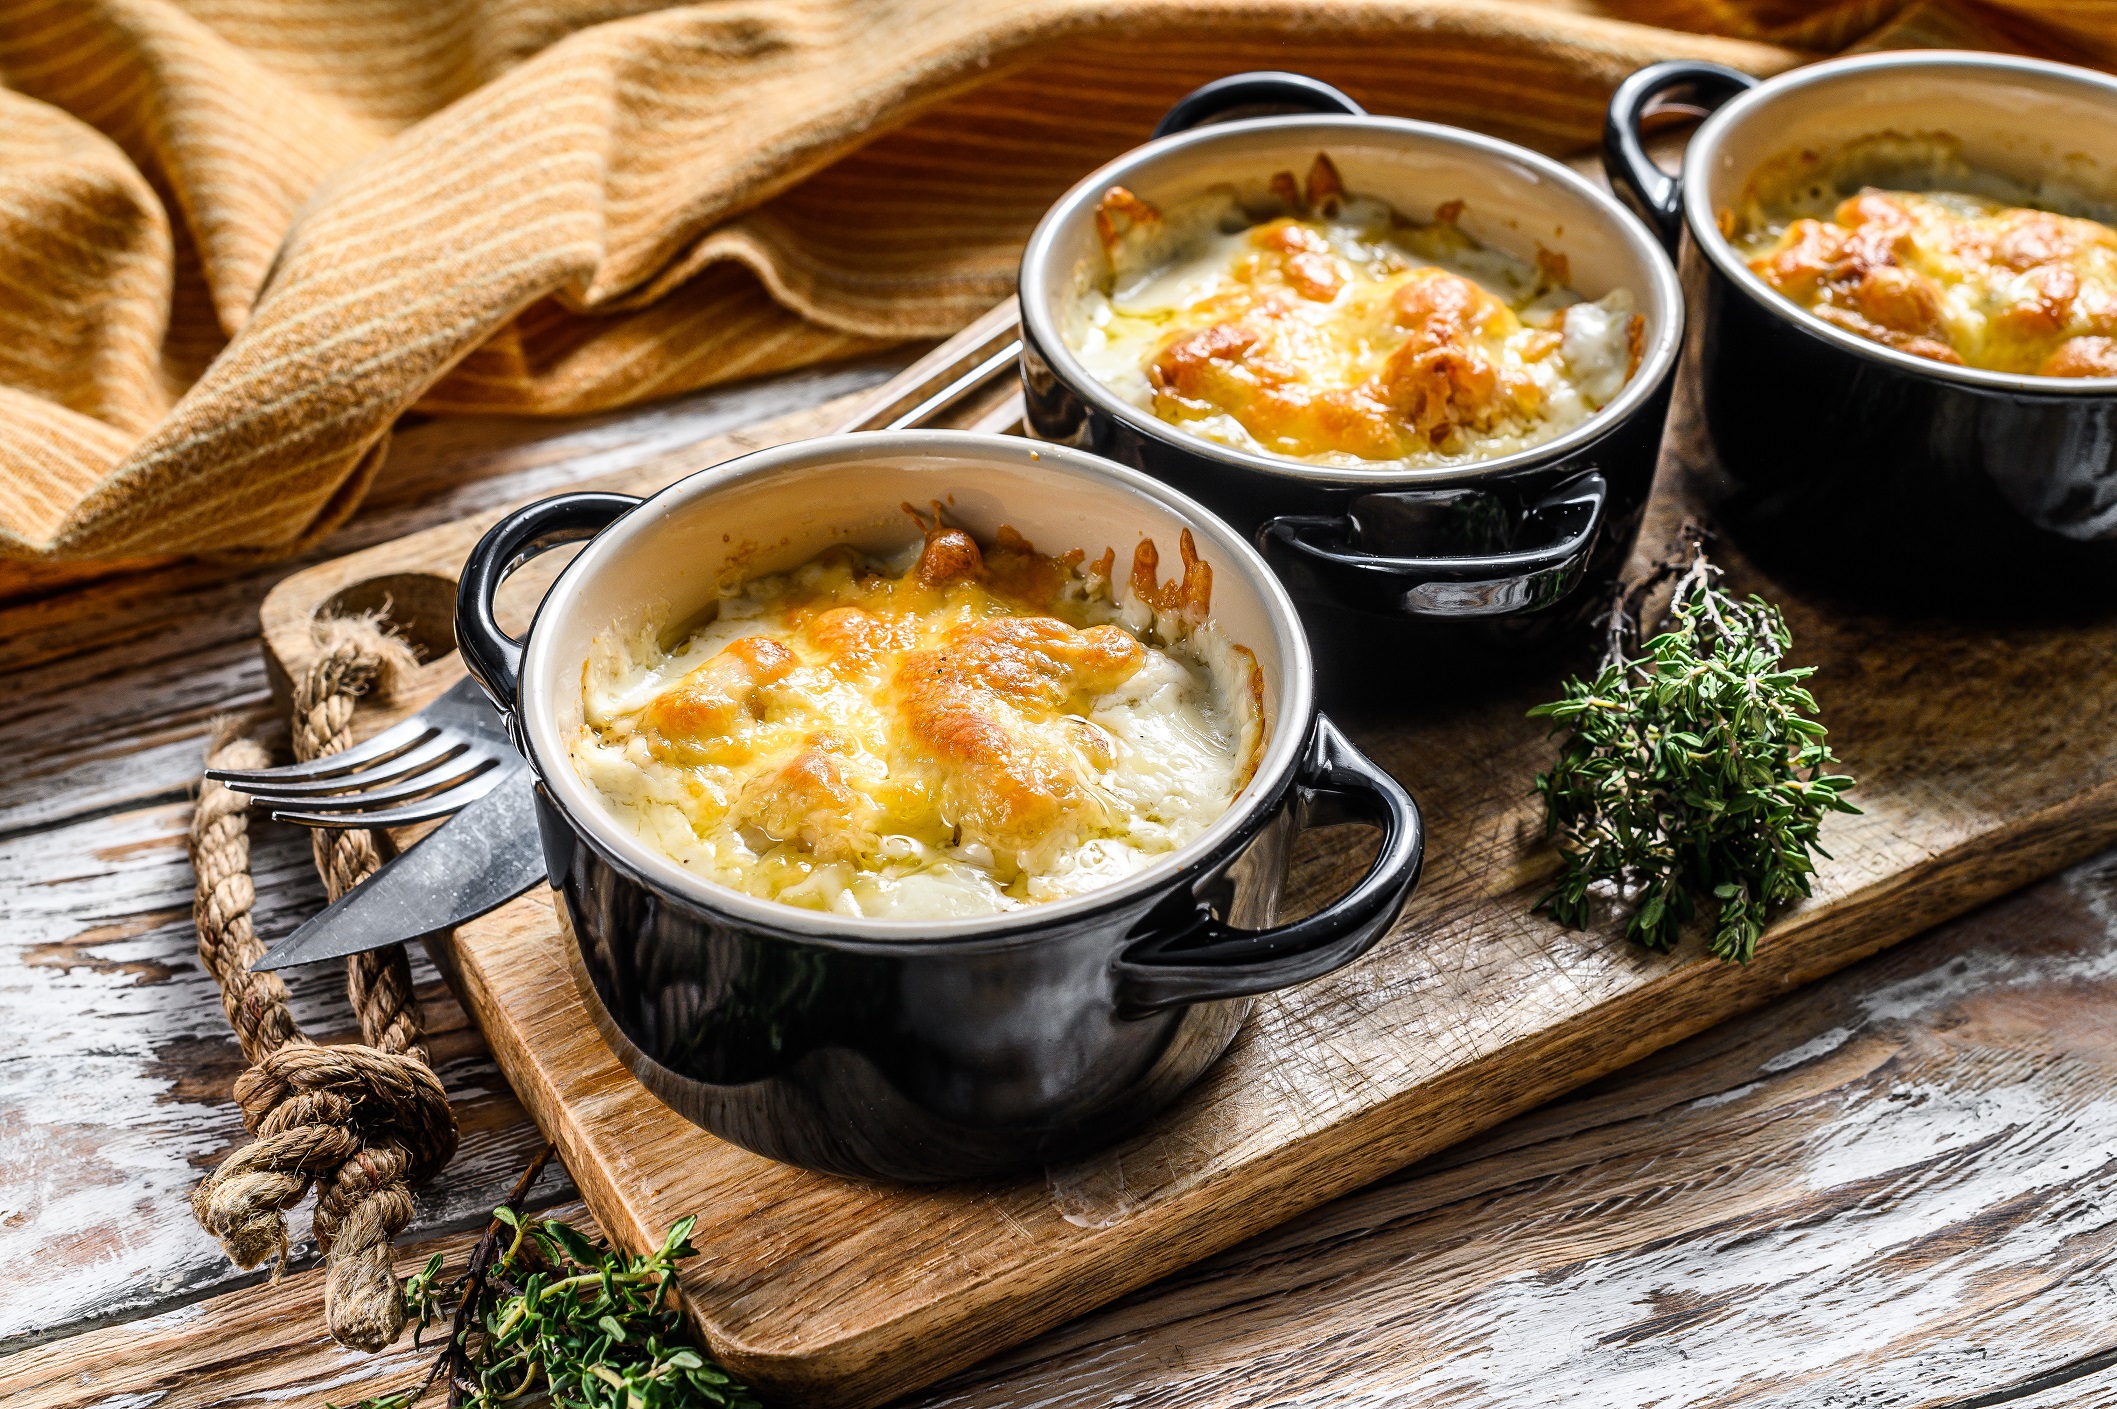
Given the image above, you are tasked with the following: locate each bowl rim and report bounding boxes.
[1682,48,2117,397]
[1016,112,1687,487]
[517,430,1319,949]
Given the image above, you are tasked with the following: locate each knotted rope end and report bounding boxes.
[190,1160,297,1277]
[326,1239,409,1351]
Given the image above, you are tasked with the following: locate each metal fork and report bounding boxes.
[206,674,514,828]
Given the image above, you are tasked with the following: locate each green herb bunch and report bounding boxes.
[342,1148,757,1409]
[1529,530,1858,963]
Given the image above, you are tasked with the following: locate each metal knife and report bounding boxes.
[252,761,544,970]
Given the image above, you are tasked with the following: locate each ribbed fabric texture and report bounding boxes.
[0,0,2095,563]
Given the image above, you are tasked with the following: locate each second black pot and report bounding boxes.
[1017,72,1686,681]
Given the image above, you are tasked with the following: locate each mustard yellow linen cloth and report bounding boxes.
[0,0,2097,564]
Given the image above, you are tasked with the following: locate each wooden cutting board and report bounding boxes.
[257,352,2117,1408]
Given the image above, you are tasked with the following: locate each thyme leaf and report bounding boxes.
[1529,528,1858,963]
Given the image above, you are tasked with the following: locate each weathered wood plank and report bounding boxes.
[9,861,2117,1408]
[1986,1364,2117,1409]
[0,1201,588,1409]
[0,795,567,1349]
[900,858,2117,1409]
[257,324,2117,1406]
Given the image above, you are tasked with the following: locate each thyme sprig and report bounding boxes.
[1529,528,1858,963]
[339,1146,757,1409]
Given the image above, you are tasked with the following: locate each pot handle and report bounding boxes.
[1115,715,1422,1013]
[456,492,642,710]
[1153,71,1366,139]
[1603,60,1758,253]
[1258,471,1607,619]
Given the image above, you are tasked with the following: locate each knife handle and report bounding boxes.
[457,493,642,713]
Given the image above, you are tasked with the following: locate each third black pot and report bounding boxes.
[1607,52,2117,608]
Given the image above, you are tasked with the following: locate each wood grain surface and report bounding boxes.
[244,345,2117,1407]
[4,346,2116,1408]
[900,858,2117,1409]
[0,1201,586,1409]
[11,862,2117,1409]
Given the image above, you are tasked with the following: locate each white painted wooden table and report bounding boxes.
[3,360,2116,1409]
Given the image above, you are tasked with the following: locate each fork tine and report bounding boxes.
[206,715,439,786]
[248,752,497,815]
[226,734,471,803]
[270,766,507,830]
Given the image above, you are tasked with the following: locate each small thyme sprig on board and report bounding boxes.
[1529,526,1859,963]
[339,1146,757,1409]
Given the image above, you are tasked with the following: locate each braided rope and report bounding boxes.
[190,730,303,1064]
[292,631,427,1063]
[188,617,459,1352]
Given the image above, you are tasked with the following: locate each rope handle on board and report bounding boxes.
[187,616,458,1351]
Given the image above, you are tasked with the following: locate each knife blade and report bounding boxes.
[253,760,544,970]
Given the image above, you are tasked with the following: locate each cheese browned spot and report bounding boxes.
[573,516,1265,919]
[642,636,795,762]
[2044,335,2117,377]
[1095,184,1162,259]
[1378,268,1530,437]
[737,730,878,863]
[1129,529,1212,625]
[1741,189,2117,375]
[984,522,1092,610]
[1305,153,1344,215]
[1260,221,1346,302]
[893,614,1145,855]
[801,605,916,681]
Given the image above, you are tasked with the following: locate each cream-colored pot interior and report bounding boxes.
[519,432,1314,942]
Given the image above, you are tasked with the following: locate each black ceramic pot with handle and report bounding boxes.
[1016,72,1686,680]
[454,432,1423,1182]
[1606,51,2117,604]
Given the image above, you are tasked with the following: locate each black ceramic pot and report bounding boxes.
[454,432,1423,1182]
[1607,52,2117,605]
[1016,72,1685,681]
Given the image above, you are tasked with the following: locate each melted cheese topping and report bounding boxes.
[1739,189,2117,376]
[1071,158,1644,469]
[572,517,1266,922]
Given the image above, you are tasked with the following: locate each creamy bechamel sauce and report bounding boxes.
[572,514,1265,921]
[1069,155,1643,469]
[1738,188,2117,376]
